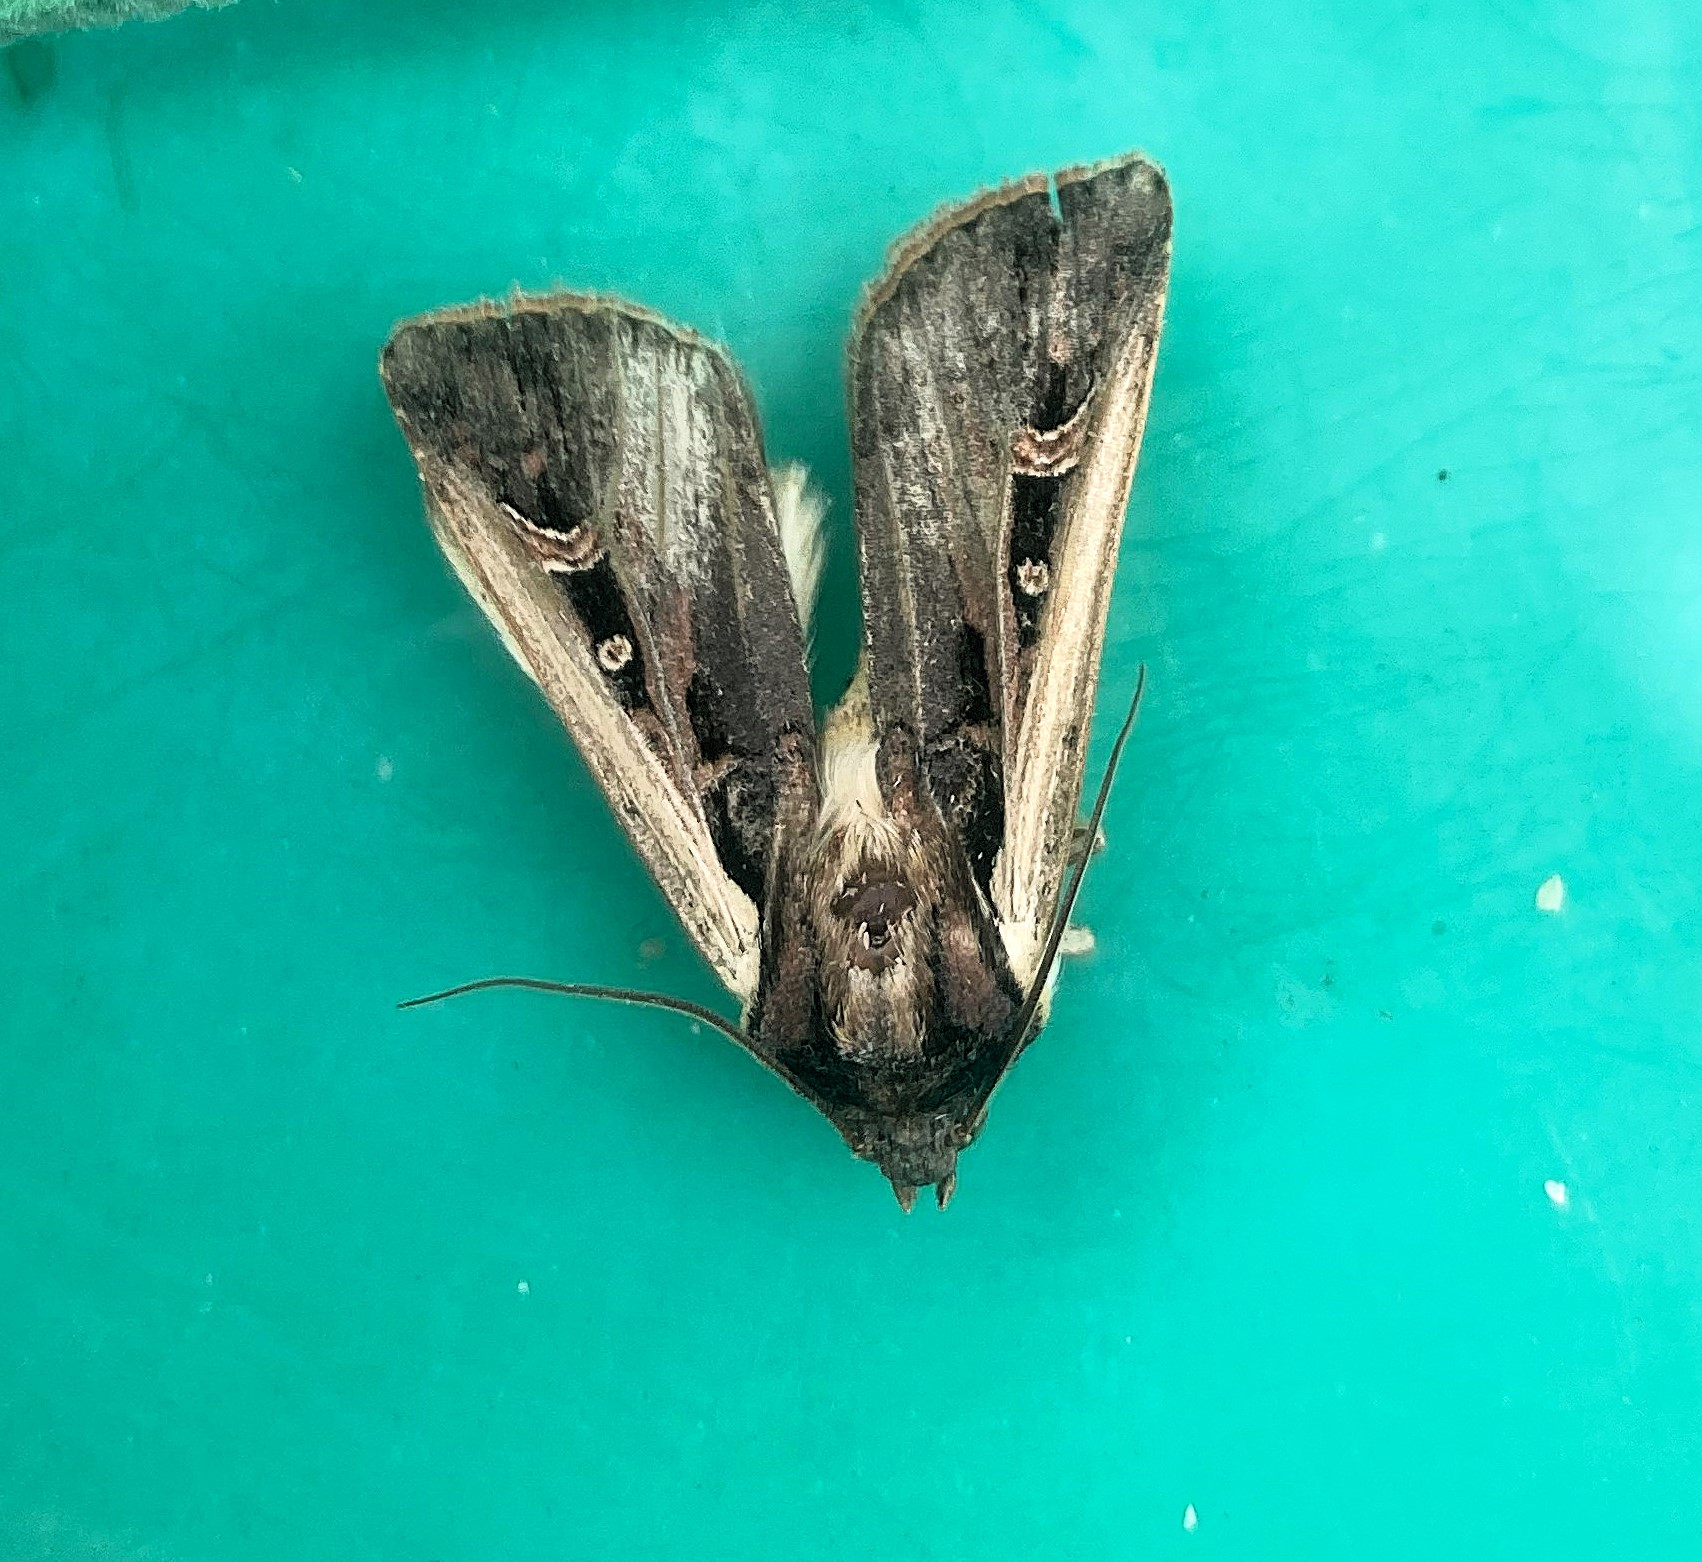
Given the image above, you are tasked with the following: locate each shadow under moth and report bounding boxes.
[381,151,1171,1209]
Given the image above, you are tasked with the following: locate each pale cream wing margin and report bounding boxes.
[417,457,763,1001]
[994,307,1165,992]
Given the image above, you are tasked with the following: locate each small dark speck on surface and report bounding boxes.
[5,40,56,106]
[1437,468,1450,481]
[1432,919,1447,935]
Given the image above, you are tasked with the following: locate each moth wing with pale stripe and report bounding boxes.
[380,297,820,1003]
[848,151,1171,997]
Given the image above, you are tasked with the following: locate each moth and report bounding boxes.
[381,151,1171,1208]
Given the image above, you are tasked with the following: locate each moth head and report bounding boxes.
[840,1107,975,1212]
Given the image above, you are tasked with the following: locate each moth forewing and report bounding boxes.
[993,319,1166,990]
[397,429,763,1002]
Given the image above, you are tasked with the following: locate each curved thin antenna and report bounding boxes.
[1001,663,1147,1062]
[398,976,755,1051]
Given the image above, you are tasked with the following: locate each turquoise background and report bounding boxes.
[4,1,1701,1555]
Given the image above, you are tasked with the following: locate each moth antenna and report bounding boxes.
[398,976,756,1050]
[1001,664,1148,1062]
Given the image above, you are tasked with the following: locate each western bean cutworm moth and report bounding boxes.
[382,152,1170,1207]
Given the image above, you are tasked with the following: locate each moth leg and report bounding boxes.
[1059,823,1107,958]
[1068,821,1108,869]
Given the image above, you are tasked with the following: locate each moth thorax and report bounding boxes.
[832,879,918,973]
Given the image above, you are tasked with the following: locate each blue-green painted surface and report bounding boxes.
[3,2,1700,1556]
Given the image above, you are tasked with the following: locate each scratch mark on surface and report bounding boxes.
[1,575,329,797]
[5,39,57,106]
[105,81,138,213]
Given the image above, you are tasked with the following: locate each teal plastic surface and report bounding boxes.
[4,2,1700,1556]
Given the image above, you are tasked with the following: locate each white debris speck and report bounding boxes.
[1182,1504,1199,1533]
[375,755,395,782]
[516,1280,530,1296]
[1059,925,1096,957]
[287,166,303,183]
[1536,874,1565,913]
[1370,531,1388,552]
[1544,1179,1569,1209]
